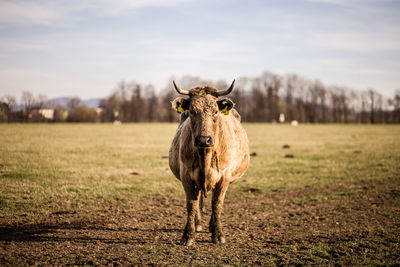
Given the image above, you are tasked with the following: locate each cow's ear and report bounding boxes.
[171,98,190,113]
[217,98,234,115]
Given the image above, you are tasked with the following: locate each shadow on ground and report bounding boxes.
[1,178,399,266]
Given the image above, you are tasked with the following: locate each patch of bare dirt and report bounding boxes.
[1,178,399,266]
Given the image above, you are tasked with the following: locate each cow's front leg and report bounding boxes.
[181,180,201,246]
[195,195,203,232]
[209,180,229,244]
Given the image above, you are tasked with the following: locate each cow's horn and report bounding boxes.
[173,80,189,95]
[217,79,235,96]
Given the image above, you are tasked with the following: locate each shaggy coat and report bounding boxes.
[169,85,249,245]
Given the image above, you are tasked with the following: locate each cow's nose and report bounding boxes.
[195,136,213,147]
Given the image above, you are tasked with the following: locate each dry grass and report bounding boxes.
[0,123,399,265]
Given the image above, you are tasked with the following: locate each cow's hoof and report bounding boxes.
[212,236,226,244]
[180,237,195,246]
[196,225,203,232]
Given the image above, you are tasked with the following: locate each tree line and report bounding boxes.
[1,71,400,123]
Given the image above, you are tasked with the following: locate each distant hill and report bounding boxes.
[83,98,102,109]
[47,97,102,109]
[12,97,103,111]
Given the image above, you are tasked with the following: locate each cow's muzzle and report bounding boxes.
[194,136,213,147]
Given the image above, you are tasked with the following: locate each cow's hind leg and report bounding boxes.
[181,180,201,246]
[209,180,229,244]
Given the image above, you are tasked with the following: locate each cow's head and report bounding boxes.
[172,80,235,148]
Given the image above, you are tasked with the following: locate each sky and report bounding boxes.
[0,0,399,99]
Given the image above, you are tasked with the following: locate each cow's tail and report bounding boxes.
[200,172,212,199]
[199,192,205,212]
[201,184,211,198]
[199,167,209,199]
[201,188,207,198]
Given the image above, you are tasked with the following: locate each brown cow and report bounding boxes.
[169,80,250,246]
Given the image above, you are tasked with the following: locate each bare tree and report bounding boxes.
[368,89,376,123]
[338,88,348,123]
[131,84,145,122]
[393,89,400,123]
[100,93,120,122]
[262,72,281,122]
[284,74,297,122]
[145,85,158,122]
[250,78,266,122]
[231,77,248,121]
[317,82,327,123]
[67,97,81,112]
[21,91,36,111]
[8,72,397,124]
[0,100,10,122]
[20,91,37,121]
[37,94,48,108]
[162,89,176,122]
[330,88,340,123]
[117,81,130,122]
[3,95,17,112]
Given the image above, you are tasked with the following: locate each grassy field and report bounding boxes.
[0,123,399,266]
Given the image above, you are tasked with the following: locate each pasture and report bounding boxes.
[0,123,399,266]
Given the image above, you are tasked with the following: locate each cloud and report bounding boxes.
[304,0,396,5]
[304,0,348,4]
[0,0,193,26]
[0,0,61,26]
[0,39,51,52]
[0,0,399,98]
[0,66,118,98]
[305,31,400,53]
[66,0,193,16]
